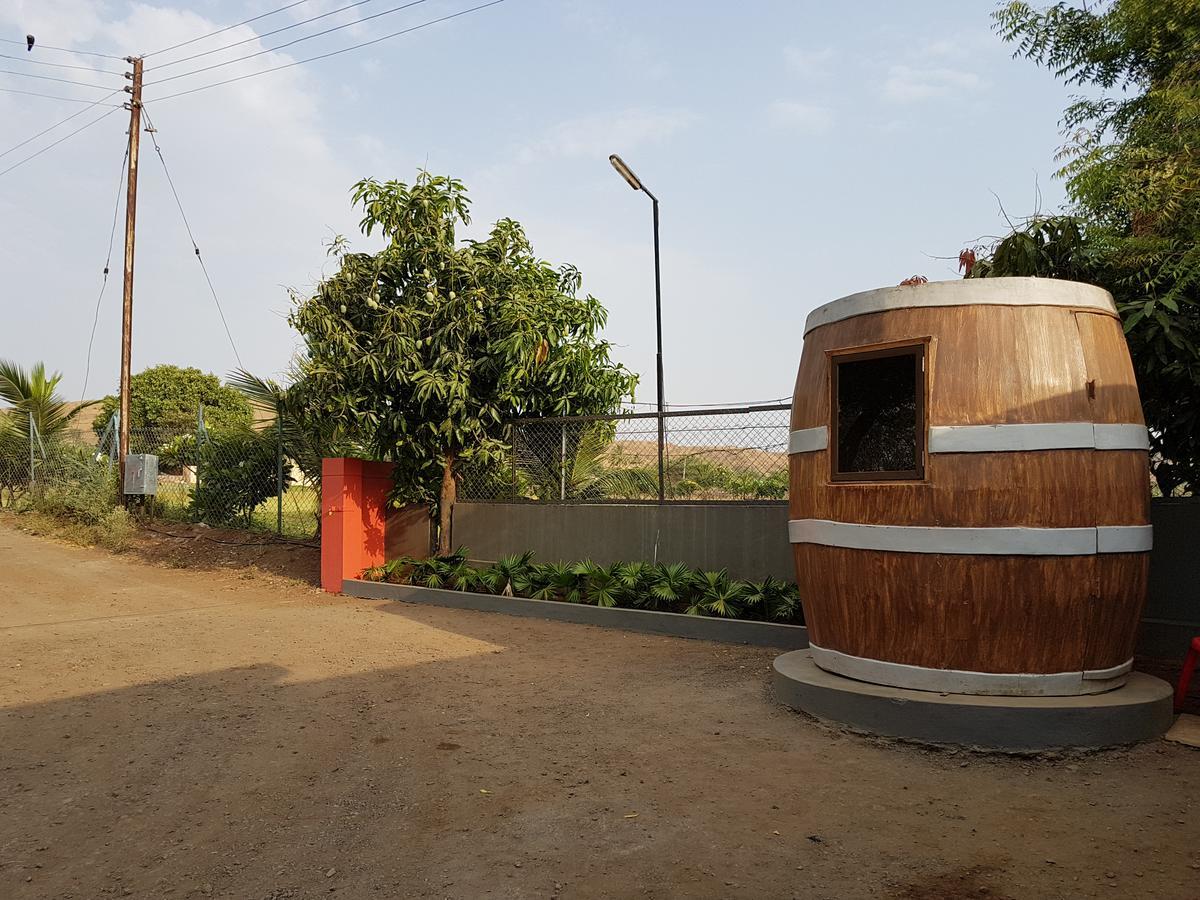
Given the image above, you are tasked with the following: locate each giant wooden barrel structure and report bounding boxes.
[789,278,1151,696]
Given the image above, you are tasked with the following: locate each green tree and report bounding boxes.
[290,172,637,553]
[93,364,252,435]
[189,425,293,528]
[968,1,1200,494]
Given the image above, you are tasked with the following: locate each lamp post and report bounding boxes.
[609,153,665,502]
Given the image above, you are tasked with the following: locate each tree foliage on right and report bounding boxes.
[968,0,1200,495]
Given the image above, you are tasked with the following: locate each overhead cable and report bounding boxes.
[0,36,123,60]
[147,0,401,72]
[0,52,123,75]
[0,88,126,160]
[145,0,435,86]
[81,144,130,403]
[0,86,125,104]
[142,0,312,59]
[140,105,245,369]
[149,1,505,103]
[0,106,121,178]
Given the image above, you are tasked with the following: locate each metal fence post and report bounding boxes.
[560,421,567,501]
[194,403,203,521]
[276,402,284,535]
[511,424,518,501]
[28,412,34,494]
[657,410,665,502]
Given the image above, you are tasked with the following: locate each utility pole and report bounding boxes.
[118,56,143,495]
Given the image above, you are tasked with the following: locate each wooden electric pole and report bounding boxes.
[118,56,143,494]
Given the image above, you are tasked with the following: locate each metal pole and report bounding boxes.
[118,56,143,499]
[511,425,518,501]
[276,402,284,534]
[194,403,203,519]
[560,421,567,501]
[651,194,665,502]
[28,412,35,495]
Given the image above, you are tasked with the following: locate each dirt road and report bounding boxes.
[1,523,1197,899]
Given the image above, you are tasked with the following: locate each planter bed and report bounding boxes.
[342,579,810,649]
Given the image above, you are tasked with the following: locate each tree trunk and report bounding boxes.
[437,449,457,556]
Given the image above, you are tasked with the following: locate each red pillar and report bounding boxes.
[321,458,393,593]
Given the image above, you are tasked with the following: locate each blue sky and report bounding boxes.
[0,0,1077,407]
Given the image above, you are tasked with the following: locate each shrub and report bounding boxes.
[362,551,804,624]
[96,506,135,552]
[93,365,252,436]
[33,444,119,525]
[190,426,292,527]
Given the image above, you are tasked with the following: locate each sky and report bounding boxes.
[0,0,1080,408]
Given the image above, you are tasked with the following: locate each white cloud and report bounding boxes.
[0,3,366,393]
[515,108,695,164]
[767,100,832,134]
[883,65,981,102]
[784,46,835,77]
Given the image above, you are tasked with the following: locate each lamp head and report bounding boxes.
[608,154,642,192]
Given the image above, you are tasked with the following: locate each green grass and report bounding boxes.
[153,481,319,538]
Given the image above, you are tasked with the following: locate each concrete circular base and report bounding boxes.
[773,650,1174,753]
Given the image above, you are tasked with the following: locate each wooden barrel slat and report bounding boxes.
[789,278,1151,697]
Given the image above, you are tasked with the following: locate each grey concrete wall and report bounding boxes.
[453,502,793,581]
[454,499,1200,657]
[346,579,809,649]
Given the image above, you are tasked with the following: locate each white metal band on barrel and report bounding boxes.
[804,277,1118,334]
[807,644,1134,697]
[927,422,1149,453]
[788,519,1152,554]
[788,423,1150,455]
[788,426,828,454]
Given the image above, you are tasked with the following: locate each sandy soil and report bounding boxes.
[1,522,1198,900]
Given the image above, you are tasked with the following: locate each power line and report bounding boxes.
[0,66,122,89]
[0,52,123,75]
[81,144,130,404]
[0,37,123,61]
[149,0,399,72]
[150,1,505,103]
[146,0,435,86]
[143,0,312,59]
[0,88,125,160]
[0,85,125,104]
[0,106,121,178]
[140,105,244,369]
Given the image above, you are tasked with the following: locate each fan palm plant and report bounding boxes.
[689,569,746,618]
[0,360,96,438]
[572,559,625,607]
[742,576,800,622]
[482,551,535,596]
[645,561,695,612]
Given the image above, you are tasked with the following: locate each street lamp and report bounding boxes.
[608,153,666,502]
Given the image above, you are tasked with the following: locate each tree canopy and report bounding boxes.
[968,1,1200,494]
[93,364,252,435]
[290,172,637,551]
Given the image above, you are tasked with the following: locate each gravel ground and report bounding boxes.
[1,521,1198,899]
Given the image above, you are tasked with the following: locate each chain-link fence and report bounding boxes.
[0,412,320,538]
[460,403,791,503]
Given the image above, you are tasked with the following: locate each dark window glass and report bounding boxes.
[832,347,923,479]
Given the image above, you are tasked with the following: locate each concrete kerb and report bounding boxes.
[341,579,810,649]
[773,650,1175,753]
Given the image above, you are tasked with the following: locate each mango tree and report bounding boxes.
[290,173,637,553]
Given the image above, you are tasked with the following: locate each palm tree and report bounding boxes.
[0,360,95,438]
